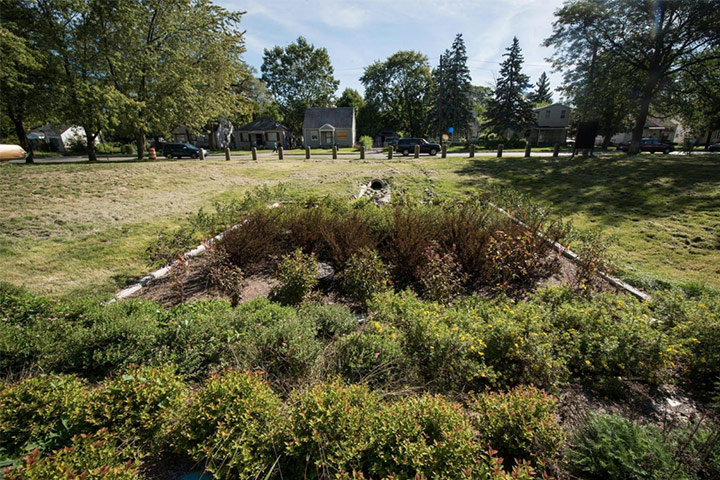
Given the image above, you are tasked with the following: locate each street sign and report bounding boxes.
[448,127,454,133]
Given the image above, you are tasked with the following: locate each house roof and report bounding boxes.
[533,103,571,111]
[29,124,73,136]
[238,118,290,132]
[303,107,354,129]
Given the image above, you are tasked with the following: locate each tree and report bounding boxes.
[429,34,474,139]
[336,88,365,111]
[528,72,553,105]
[546,0,720,154]
[261,37,339,133]
[484,37,535,139]
[100,0,248,158]
[361,51,432,137]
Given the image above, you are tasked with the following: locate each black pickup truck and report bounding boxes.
[396,138,441,156]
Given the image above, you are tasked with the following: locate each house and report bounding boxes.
[529,103,571,146]
[303,107,355,148]
[374,128,399,147]
[172,126,210,148]
[27,124,96,153]
[235,118,292,149]
[609,116,688,145]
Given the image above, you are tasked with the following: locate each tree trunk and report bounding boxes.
[136,132,146,159]
[8,107,34,163]
[629,90,652,155]
[602,133,613,149]
[87,131,98,162]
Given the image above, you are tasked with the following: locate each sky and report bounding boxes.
[217,0,568,101]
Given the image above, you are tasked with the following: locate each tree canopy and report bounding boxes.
[528,72,553,105]
[261,36,339,132]
[429,34,474,138]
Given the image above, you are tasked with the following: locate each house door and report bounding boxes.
[322,131,333,145]
[254,133,264,147]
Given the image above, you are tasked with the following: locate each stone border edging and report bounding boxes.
[488,202,651,302]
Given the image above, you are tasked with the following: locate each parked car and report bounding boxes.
[617,138,674,154]
[708,142,720,152]
[162,142,202,159]
[396,138,441,156]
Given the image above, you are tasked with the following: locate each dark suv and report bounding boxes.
[396,138,441,156]
[618,138,674,154]
[162,142,202,159]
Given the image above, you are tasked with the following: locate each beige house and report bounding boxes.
[610,116,688,145]
[303,107,355,148]
[529,103,571,146]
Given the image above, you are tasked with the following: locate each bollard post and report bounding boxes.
[497,144,503,158]
[553,143,560,158]
[332,145,338,159]
[388,145,393,160]
[224,147,231,161]
[442,144,447,158]
[469,144,475,158]
[198,147,204,160]
[524,143,531,158]
[251,147,257,161]
[278,146,283,160]
[305,146,310,160]
[360,145,365,160]
[414,144,420,158]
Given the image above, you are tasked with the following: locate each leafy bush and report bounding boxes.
[417,243,466,303]
[568,413,679,480]
[284,380,381,477]
[145,227,198,268]
[4,429,140,480]
[569,229,617,292]
[174,370,283,479]
[359,135,373,150]
[120,143,136,155]
[297,302,358,339]
[0,374,90,461]
[469,386,565,466]
[87,365,187,448]
[270,248,319,305]
[338,248,392,305]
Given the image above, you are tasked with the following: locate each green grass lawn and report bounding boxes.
[1,153,718,297]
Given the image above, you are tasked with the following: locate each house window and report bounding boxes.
[336,131,348,141]
[560,110,566,119]
[311,131,318,141]
[545,110,551,118]
[267,132,278,141]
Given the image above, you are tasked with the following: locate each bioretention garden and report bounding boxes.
[1,153,719,479]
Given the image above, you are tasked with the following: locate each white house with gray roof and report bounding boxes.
[303,107,355,148]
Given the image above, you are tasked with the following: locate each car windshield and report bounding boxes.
[420,139,428,144]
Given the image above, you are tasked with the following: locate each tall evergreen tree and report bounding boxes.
[484,37,535,139]
[429,34,474,139]
[528,72,553,105]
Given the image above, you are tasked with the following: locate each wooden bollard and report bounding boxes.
[198,147,204,160]
[360,145,365,159]
[442,144,447,158]
[332,145,338,159]
[224,147,231,161]
[497,144,503,158]
[469,144,475,158]
[278,146,283,160]
[553,143,560,157]
[305,146,310,160]
[414,144,420,158]
[251,147,257,161]
[524,143,531,158]
[388,145,393,159]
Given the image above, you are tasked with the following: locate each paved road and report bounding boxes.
[3,149,713,164]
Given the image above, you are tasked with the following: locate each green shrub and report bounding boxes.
[174,370,283,479]
[359,135,373,150]
[284,380,381,478]
[417,243,466,303]
[338,248,392,305]
[297,302,358,339]
[0,374,90,461]
[469,386,565,466]
[329,325,408,387]
[568,413,679,480]
[87,365,187,448]
[371,394,479,479]
[120,143,136,155]
[4,429,140,480]
[568,229,617,292]
[270,248,319,305]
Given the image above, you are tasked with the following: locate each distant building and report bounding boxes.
[374,128,399,147]
[610,116,688,145]
[529,103,571,146]
[303,107,356,148]
[235,118,292,149]
[27,124,96,153]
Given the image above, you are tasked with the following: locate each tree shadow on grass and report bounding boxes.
[455,154,720,227]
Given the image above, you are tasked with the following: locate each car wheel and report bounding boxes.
[166,153,173,159]
[191,153,198,159]
[663,148,670,154]
[430,148,437,156]
[403,149,409,156]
